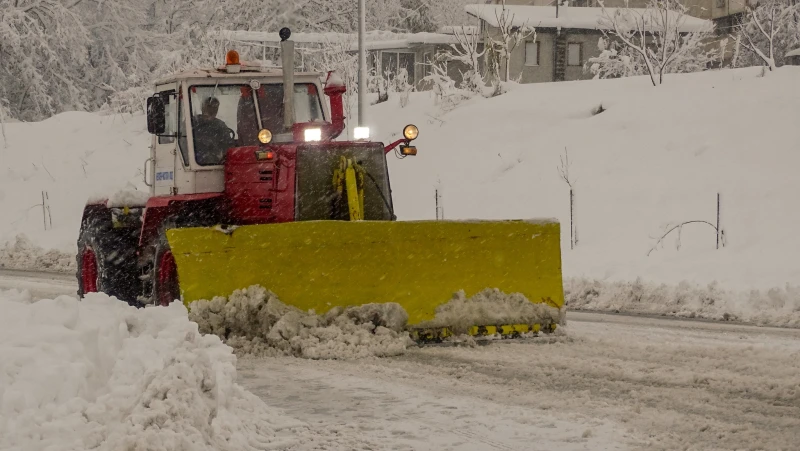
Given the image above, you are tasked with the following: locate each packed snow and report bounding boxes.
[188,285,414,359]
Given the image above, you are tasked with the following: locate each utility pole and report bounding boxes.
[358,0,366,127]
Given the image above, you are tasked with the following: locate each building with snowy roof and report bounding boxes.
[786,48,800,66]
[465,4,713,83]
[214,28,481,92]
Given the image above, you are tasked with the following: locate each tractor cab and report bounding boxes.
[144,54,341,197]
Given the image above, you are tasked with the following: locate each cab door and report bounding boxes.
[153,85,179,196]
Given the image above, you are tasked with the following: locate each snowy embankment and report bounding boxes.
[0,112,149,272]
[565,277,800,327]
[1,67,799,324]
[0,289,374,450]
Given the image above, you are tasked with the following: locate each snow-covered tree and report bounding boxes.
[736,0,800,70]
[0,0,93,120]
[1,0,476,121]
[591,0,722,86]
[445,26,486,93]
[486,0,535,83]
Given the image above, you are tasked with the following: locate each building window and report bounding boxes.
[568,43,582,66]
[422,51,433,78]
[525,41,539,66]
[380,51,416,86]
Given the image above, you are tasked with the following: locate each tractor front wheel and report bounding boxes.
[151,232,180,307]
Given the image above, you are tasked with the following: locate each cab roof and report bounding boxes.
[154,67,324,86]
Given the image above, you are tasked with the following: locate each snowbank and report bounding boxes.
[566,277,800,327]
[188,285,414,359]
[0,234,75,272]
[0,290,303,450]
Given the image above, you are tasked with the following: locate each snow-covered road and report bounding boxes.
[239,312,800,451]
[0,268,77,299]
[4,270,799,450]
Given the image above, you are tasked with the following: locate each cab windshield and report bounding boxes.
[189,83,324,166]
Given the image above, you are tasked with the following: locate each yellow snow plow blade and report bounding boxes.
[167,220,564,327]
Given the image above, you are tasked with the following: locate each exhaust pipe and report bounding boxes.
[279,27,295,132]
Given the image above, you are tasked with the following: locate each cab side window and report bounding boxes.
[177,92,190,166]
[158,91,176,144]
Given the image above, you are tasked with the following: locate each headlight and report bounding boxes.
[403,124,419,141]
[258,129,272,144]
[354,127,370,140]
[304,128,322,142]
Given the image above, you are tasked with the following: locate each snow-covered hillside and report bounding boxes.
[0,112,149,258]
[1,67,798,296]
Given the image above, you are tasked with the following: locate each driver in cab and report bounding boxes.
[193,96,235,165]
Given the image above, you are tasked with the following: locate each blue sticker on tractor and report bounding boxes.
[156,171,174,181]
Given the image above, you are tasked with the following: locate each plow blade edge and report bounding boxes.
[167,220,564,327]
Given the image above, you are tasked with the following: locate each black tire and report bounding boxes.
[76,212,140,305]
[149,227,181,307]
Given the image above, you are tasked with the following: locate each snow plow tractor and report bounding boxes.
[76,30,566,343]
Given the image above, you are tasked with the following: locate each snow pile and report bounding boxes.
[566,277,800,327]
[0,234,75,272]
[419,288,563,333]
[188,285,414,359]
[0,290,296,451]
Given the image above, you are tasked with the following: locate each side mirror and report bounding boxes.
[146,96,166,135]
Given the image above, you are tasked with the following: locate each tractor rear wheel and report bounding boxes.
[76,213,140,304]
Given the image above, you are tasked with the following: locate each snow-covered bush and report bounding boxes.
[422,62,473,112]
[591,0,723,85]
[587,37,649,79]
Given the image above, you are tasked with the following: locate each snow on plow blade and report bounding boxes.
[167,219,564,336]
